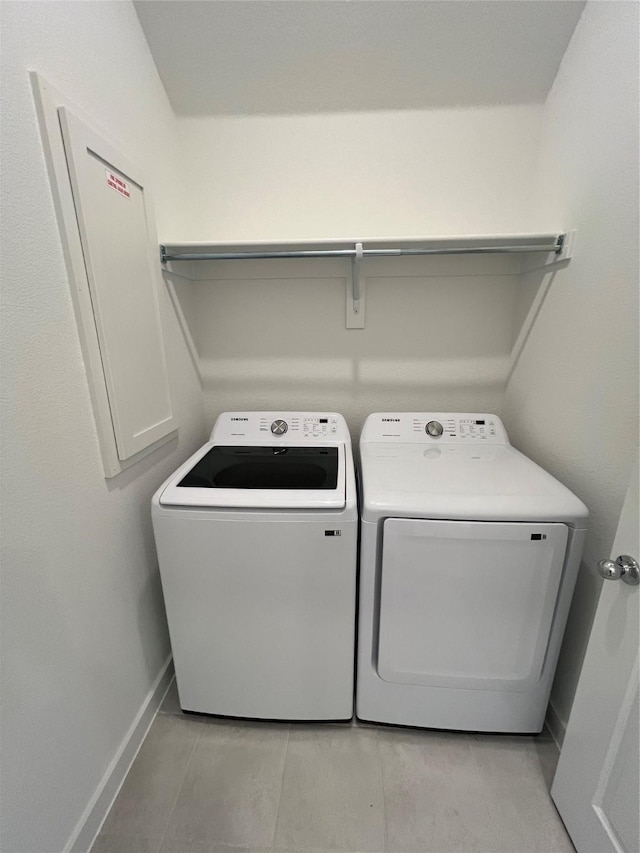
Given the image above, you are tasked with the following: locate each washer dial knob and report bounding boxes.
[426,420,444,438]
[271,419,288,435]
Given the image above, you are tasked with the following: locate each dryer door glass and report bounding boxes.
[377,518,568,691]
[178,446,339,490]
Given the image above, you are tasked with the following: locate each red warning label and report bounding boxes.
[105,170,131,199]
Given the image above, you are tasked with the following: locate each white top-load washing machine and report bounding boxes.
[357,412,588,733]
[152,412,357,721]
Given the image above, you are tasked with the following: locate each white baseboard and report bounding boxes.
[545,699,567,750]
[64,655,174,853]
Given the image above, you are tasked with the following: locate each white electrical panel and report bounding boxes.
[57,106,177,470]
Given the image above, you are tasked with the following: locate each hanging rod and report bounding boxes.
[160,234,566,264]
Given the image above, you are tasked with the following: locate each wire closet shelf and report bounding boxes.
[160,234,566,264]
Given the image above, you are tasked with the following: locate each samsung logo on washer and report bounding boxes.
[382,418,400,422]
[230,417,249,421]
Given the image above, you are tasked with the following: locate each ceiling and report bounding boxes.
[134,0,585,116]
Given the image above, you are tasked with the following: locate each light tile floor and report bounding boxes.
[92,680,575,853]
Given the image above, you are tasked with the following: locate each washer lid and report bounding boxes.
[360,443,588,525]
[160,442,347,509]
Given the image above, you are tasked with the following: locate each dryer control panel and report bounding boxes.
[361,413,509,444]
[210,412,351,443]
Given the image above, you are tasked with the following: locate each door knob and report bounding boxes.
[597,555,639,586]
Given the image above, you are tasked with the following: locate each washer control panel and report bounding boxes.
[263,415,338,438]
[361,413,508,444]
[211,412,349,443]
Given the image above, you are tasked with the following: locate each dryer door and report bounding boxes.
[377,518,568,691]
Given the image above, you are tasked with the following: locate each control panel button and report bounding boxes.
[271,419,288,435]
[426,420,444,438]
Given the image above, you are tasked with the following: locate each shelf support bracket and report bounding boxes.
[346,242,365,329]
[352,242,363,306]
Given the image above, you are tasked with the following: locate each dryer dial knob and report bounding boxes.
[271,419,288,435]
[426,420,444,438]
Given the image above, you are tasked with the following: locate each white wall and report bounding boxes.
[176,105,542,431]
[188,253,520,433]
[503,1,639,736]
[178,106,542,240]
[0,3,205,852]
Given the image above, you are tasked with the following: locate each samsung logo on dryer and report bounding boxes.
[382,418,400,422]
[230,417,249,421]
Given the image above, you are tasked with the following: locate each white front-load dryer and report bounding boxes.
[356,412,588,733]
[152,412,357,721]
